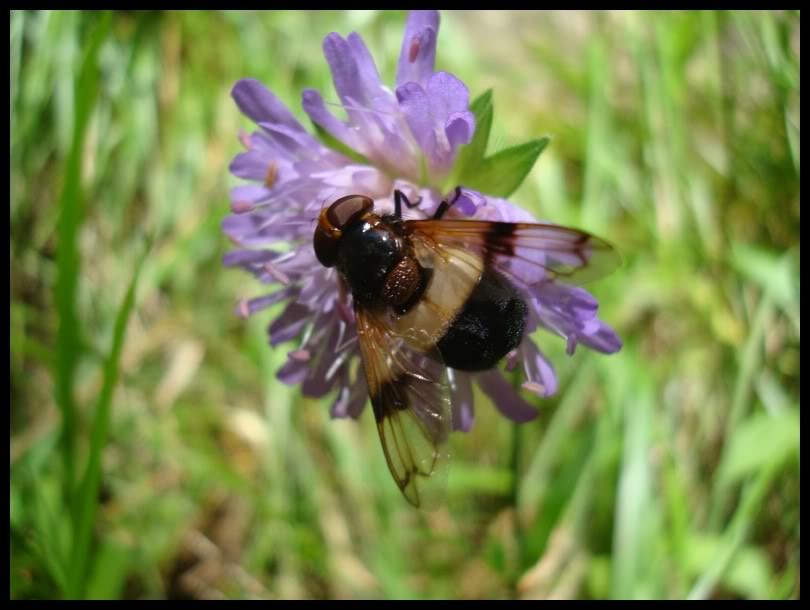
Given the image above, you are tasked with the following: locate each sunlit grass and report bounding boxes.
[10,10,799,599]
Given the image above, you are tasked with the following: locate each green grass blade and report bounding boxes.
[709,290,774,527]
[66,239,149,599]
[54,10,112,505]
[10,11,25,113]
[718,409,799,486]
[610,377,654,599]
[688,462,780,600]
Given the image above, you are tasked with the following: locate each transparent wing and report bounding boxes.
[389,241,485,353]
[355,306,452,509]
[405,218,620,288]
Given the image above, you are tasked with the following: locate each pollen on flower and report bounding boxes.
[264,161,279,189]
[408,37,420,62]
[238,129,252,150]
[264,261,290,285]
[231,199,253,214]
[289,349,311,362]
[522,381,546,395]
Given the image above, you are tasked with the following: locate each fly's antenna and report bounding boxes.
[318,187,337,212]
[310,187,337,226]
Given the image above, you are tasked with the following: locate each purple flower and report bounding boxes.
[223,10,621,431]
[301,11,474,184]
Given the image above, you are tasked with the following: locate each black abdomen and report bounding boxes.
[437,268,527,371]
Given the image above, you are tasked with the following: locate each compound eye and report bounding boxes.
[326,195,373,230]
[313,225,338,267]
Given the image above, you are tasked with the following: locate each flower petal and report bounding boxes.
[227,184,273,214]
[465,191,537,222]
[421,72,472,169]
[445,110,475,149]
[426,72,470,124]
[396,82,435,159]
[269,302,311,346]
[346,32,384,99]
[277,353,310,385]
[222,249,277,269]
[330,369,368,419]
[453,189,487,217]
[396,10,440,89]
[230,184,272,205]
[538,283,599,323]
[450,370,475,432]
[235,289,295,319]
[301,361,340,397]
[229,151,296,188]
[330,384,352,417]
[229,150,271,181]
[520,341,558,397]
[232,79,311,138]
[323,33,368,107]
[345,376,368,418]
[301,320,353,398]
[302,88,362,152]
[577,321,623,354]
[258,122,327,159]
[529,281,621,357]
[476,370,539,423]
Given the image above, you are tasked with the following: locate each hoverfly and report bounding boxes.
[313,188,619,507]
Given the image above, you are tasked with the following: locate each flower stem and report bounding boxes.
[510,371,527,586]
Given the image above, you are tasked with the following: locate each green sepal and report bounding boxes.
[462,137,550,198]
[443,89,493,191]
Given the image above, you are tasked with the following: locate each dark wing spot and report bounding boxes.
[373,375,412,421]
[483,223,517,263]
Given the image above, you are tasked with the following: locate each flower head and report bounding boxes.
[301,11,475,184]
[223,10,621,431]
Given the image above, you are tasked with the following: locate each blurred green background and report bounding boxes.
[10,10,800,600]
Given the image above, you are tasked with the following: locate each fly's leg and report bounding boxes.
[432,186,463,220]
[394,189,423,219]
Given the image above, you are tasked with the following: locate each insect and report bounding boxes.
[312,188,619,507]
